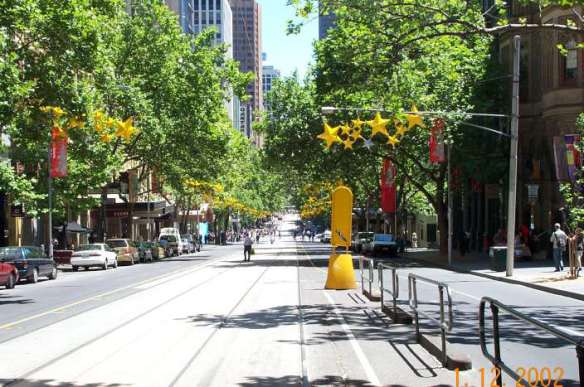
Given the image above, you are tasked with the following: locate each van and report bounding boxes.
[159,228,183,256]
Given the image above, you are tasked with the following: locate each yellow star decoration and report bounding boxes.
[106,117,117,129]
[115,117,137,141]
[406,105,425,130]
[100,133,114,143]
[317,123,342,149]
[352,118,365,130]
[68,116,85,129]
[387,135,400,147]
[343,136,356,150]
[340,125,352,137]
[394,119,407,137]
[367,112,390,138]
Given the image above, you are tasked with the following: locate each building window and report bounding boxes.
[560,39,578,85]
[216,0,221,9]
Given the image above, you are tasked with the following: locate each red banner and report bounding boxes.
[380,159,397,213]
[429,118,445,164]
[50,128,68,178]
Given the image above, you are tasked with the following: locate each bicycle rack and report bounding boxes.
[408,273,465,369]
[378,263,411,324]
[480,296,584,386]
[359,256,380,301]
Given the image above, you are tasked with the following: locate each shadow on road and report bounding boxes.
[0,379,127,386]
[0,294,34,305]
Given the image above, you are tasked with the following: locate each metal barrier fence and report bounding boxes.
[359,257,375,296]
[480,297,584,386]
[378,263,399,313]
[408,273,453,366]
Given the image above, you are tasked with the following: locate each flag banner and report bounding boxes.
[429,118,445,164]
[50,128,67,178]
[564,134,581,183]
[380,158,397,213]
[553,136,569,181]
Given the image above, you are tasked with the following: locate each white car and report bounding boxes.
[71,244,118,271]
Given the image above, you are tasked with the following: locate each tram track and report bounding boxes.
[3,254,246,387]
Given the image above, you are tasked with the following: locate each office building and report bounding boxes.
[318,2,336,39]
[230,0,263,140]
[262,64,281,111]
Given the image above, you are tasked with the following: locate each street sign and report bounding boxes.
[331,186,353,248]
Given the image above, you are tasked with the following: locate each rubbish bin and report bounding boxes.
[489,246,507,272]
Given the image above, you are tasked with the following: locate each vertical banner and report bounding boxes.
[564,134,581,182]
[380,158,397,213]
[429,118,446,164]
[50,128,67,178]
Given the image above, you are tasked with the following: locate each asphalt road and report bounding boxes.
[0,244,240,345]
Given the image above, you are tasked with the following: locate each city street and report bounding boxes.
[0,216,581,386]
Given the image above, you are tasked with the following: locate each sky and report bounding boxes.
[257,0,318,79]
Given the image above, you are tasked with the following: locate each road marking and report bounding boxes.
[0,256,225,330]
[323,291,381,387]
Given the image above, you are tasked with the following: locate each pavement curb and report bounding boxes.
[406,255,584,302]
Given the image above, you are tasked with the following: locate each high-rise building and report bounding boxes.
[262,64,280,111]
[318,2,336,39]
[230,0,263,141]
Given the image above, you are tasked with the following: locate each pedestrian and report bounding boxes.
[411,232,418,248]
[575,228,583,277]
[550,223,568,272]
[243,233,253,262]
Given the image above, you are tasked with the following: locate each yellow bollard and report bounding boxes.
[325,252,357,289]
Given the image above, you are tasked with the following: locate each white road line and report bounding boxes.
[323,291,381,387]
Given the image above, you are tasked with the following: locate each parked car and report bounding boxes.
[181,234,200,253]
[352,232,374,253]
[159,234,182,257]
[181,238,194,254]
[0,246,58,283]
[136,242,154,263]
[321,230,332,243]
[363,234,398,257]
[0,258,18,289]
[106,239,139,265]
[71,244,118,271]
[146,242,165,260]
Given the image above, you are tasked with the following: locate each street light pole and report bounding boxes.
[448,142,453,265]
[506,35,521,277]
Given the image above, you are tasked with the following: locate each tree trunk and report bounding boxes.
[437,202,448,256]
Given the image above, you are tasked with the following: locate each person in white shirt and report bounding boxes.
[550,223,567,272]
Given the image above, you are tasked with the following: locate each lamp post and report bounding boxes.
[48,143,53,259]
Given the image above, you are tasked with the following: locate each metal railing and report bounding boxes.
[378,263,399,313]
[359,256,375,296]
[480,297,584,386]
[408,273,454,366]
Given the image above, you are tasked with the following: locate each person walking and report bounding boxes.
[550,223,568,272]
[411,232,418,248]
[575,228,583,277]
[243,233,253,262]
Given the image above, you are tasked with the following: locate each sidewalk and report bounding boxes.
[405,248,584,300]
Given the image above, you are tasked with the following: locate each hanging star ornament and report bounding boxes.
[394,119,408,137]
[367,112,390,138]
[115,117,137,141]
[317,123,342,149]
[352,118,365,130]
[406,105,426,130]
[343,136,356,150]
[387,135,400,147]
[340,124,352,137]
[363,138,374,150]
